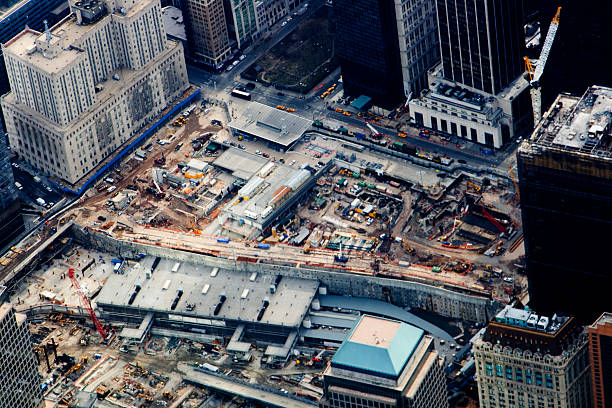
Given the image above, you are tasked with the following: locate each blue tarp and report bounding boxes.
[58,89,200,196]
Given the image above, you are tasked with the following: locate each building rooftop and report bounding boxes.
[230,102,311,148]
[590,312,612,331]
[222,162,312,226]
[3,27,85,74]
[161,6,185,41]
[331,315,424,379]
[212,148,269,181]
[523,86,612,159]
[483,306,580,356]
[96,257,319,328]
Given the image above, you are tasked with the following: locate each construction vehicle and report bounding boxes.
[68,268,107,339]
[334,242,348,263]
[466,181,481,193]
[524,7,561,124]
[303,241,311,254]
[154,152,166,166]
[163,391,175,400]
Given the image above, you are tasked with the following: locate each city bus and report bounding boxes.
[231,89,252,101]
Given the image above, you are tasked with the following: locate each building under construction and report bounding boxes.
[517,85,612,323]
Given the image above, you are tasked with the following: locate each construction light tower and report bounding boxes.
[524,7,562,124]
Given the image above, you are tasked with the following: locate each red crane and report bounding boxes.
[481,208,506,233]
[68,268,107,339]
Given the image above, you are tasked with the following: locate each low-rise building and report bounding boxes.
[409,64,532,149]
[474,305,592,408]
[320,315,448,408]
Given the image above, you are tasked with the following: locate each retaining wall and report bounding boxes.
[71,224,500,323]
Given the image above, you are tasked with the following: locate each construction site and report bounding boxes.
[0,79,532,407]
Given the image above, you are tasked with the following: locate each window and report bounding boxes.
[450,122,457,135]
[526,369,533,385]
[431,117,438,130]
[496,364,503,378]
[441,119,448,133]
[460,125,467,137]
[470,128,477,141]
[486,361,493,376]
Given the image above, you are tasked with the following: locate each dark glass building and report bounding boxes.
[333,0,404,110]
[517,86,612,323]
[436,0,525,94]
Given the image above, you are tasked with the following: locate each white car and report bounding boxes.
[239,55,246,61]
[503,277,514,283]
[281,21,287,27]
[256,150,262,155]
[289,160,296,166]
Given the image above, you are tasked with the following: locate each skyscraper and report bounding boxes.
[436,0,525,95]
[1,0,189,184]
[0,303,43,408]
[474,305,592,408]
[333,0,439,109]
[179,0,232,68]
[517,85,612,323]
[589,313,612,408]
[319,315,448,408]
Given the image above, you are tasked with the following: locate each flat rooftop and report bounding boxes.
[96,257,319,328]
[230,102,311,148]
[212,148,269,181]
[161,6,185,41]
[224,163,312,225]
[331,315,424,379]
[3,27,84,73]
[590,312,612,331]
[523,86,612,159]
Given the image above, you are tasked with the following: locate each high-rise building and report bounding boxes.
[517,86,612,323]
[409,0,532,148]
[0,0,71,125]
[0,133,24,250]
[436,0,525,95]
[224,0,258,49]
[1,0,189,184]
[474,305,592,408]
[333,0,439,110]
[178,0,232,68]
[319,315,448,408]
[589,313,612,408]
[0,303,43,408]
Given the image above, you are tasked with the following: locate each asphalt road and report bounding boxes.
[11,163,62,209]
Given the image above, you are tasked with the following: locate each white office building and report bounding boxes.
[1,0,189,184]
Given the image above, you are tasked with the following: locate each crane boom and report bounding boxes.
[68,268,107,339]
[525,7,561,124]
[532,7,561,84]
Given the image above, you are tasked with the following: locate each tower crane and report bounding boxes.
[68,268,107,339]
[524,7,562,124]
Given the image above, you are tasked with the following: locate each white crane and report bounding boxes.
[524,7,562,124]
